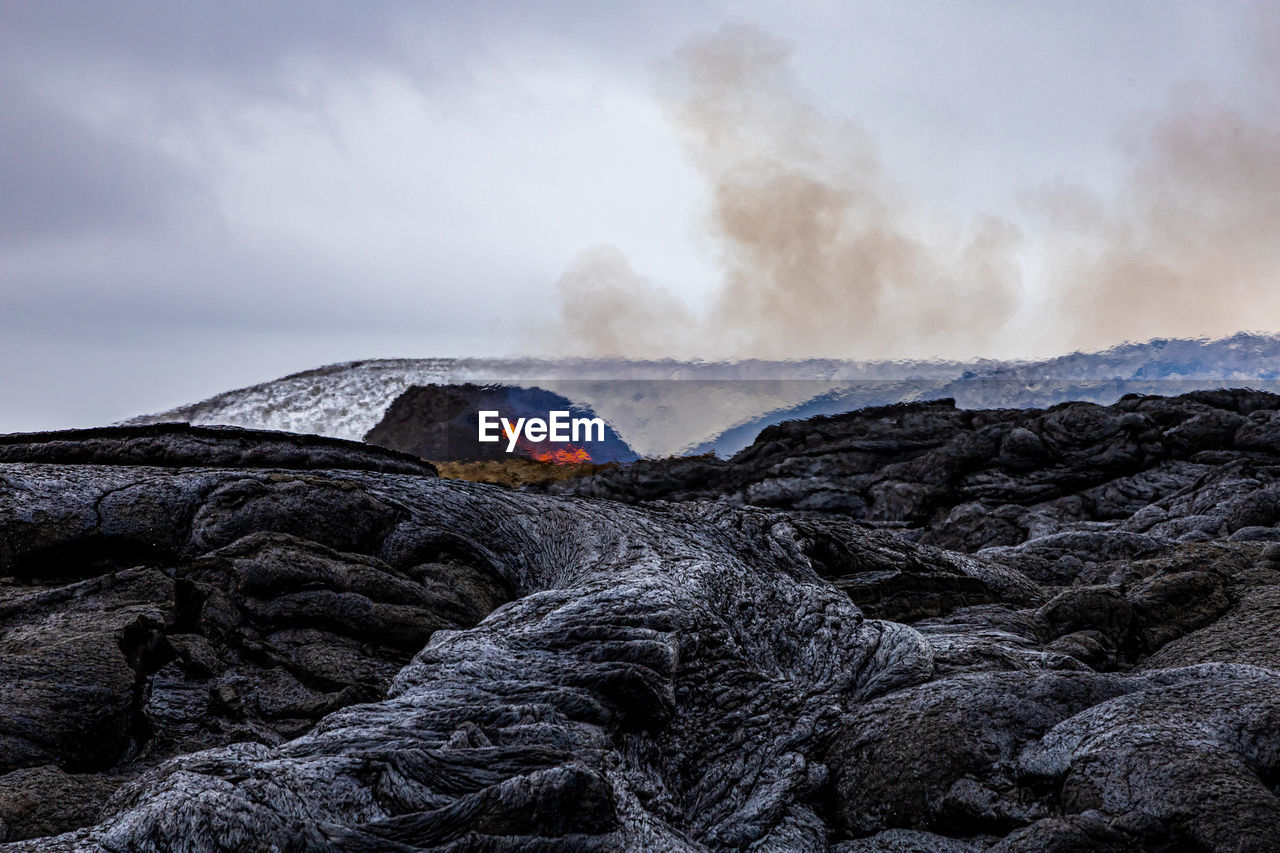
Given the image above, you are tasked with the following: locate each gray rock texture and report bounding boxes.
[2,403,1280,851]
[554,390,1280,560]
[0,423,436,475]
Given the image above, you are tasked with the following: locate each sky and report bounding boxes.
[1,0,1276,432]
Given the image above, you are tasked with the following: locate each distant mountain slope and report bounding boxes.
[124,333,1280,458]
[693,333,1280,455]
[122,357,964,456]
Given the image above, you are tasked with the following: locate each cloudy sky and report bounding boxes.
[2,1,1275,432]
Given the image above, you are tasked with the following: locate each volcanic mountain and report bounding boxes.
[363,383,637,464]
[122,333,1280,459]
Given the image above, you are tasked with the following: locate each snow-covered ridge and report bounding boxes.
[122,356,967,457]
[124,333,1280,458]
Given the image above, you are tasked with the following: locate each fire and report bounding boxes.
[500,423,593,465]
[531,446,593,464]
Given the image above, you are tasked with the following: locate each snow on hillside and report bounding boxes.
[124,357,965,457]
[124,334,1280,458]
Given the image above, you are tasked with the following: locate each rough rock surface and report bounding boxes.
[555,390,1280,558]
[0,423,436,475]
[1,404,1280,851]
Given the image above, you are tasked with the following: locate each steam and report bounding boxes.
[554,245,700,359]
[668,26,1024,359]
[548,22,1280,360]
[1049,38,1280,349]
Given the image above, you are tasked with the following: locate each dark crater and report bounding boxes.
[364,383,637,463]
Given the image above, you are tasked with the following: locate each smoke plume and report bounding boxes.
[1048,31,1280,349]
[548,21,1280,360]
[554,245,700,359]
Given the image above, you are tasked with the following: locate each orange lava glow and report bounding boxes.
[530,446,593,464]
[500,424,592,465]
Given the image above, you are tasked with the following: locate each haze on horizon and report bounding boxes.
[2,0,1278,432]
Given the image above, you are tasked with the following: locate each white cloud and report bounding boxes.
[0,1,1273,429]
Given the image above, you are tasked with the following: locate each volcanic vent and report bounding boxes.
[363,383,637,465]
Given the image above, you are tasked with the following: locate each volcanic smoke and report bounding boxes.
[547,21,1280,360]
